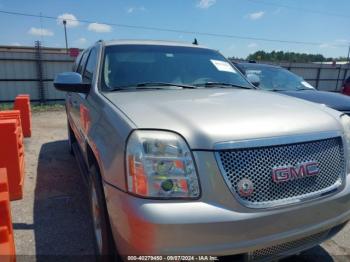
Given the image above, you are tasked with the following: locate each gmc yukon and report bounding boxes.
[54,40,350,261]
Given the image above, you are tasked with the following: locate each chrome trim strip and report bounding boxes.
[214,130,343,150]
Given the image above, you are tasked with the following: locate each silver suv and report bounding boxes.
[54,40,350,261]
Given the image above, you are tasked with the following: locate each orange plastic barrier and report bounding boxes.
[0,111,23,135]
[14,95,31,138]
[0,168,16,262]
[0,120,25,200]
[16,94,29,98]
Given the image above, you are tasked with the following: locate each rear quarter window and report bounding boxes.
[72,52,83,72]
[76,50,90,74]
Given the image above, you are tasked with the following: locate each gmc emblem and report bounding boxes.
[272,162,320,183]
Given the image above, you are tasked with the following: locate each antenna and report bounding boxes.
[63,20,68,54]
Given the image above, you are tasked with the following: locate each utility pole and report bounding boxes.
[63,20,68,54]
[347,44,350,65]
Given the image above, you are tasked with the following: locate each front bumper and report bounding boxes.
[103,151,350,256]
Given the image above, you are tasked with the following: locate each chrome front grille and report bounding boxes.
[217,137,345,208]
[249,230,329,261]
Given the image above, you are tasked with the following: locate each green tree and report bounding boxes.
[246,50,331,62]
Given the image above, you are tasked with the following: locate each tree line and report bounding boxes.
[231,50,348,63]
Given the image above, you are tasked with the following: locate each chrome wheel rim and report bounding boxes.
[91,184,103,254]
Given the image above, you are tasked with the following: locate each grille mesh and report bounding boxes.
[217,137,345,208]
[250,230,328,261]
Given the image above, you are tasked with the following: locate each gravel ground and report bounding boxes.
[9,109,350,261]
[11,110,95,261]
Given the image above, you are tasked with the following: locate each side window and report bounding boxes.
[72,52,83,72]
[76,50,90,75]
[83,48,98,83]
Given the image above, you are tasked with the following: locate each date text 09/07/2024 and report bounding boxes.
[126,256,219,261]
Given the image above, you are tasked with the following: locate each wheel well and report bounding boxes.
[86,144,97,168]
[68,119,77,143]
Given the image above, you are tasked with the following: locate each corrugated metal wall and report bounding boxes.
[0,46,75,102]
[278,62,350,92]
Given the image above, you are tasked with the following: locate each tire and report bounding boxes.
[67,120,75,155]
[89,165,117,260]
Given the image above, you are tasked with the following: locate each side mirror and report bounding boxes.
[54,72,91,94]
[246,73,260,87]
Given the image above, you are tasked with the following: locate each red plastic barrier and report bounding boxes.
[14,95,31,138]
[0,168,16,262]
[0,120,25,200]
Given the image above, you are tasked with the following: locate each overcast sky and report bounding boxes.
[0,0,349,58]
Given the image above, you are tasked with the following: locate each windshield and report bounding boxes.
[102,45,252,90]
[244,66,315,91]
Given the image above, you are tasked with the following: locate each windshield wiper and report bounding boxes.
[109,82,197,91]
[194,82,252,89]
[267,89,285,91]
[269,87,312,91]
[296,87,314,91]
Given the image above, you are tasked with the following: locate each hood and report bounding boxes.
[280,89,350,112]
[104,89,342,150]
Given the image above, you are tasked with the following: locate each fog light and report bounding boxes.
[161,179,174,192]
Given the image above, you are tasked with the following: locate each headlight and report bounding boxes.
[126,130,200,198]
[340,114,350,173]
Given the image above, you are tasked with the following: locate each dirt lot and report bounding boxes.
[10,109,350,261]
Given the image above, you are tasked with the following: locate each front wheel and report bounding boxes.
[89,165,116,259]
